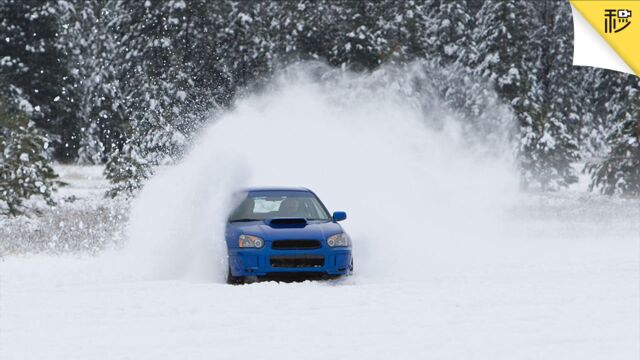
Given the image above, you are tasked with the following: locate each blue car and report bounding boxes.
[225,187,353,284]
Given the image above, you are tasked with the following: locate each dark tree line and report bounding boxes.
[1,0,639,212]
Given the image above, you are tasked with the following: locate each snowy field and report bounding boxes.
[1,67,639,359]
[1,187,638,360]
[0,165,127,256]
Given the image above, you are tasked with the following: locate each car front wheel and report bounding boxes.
[226,266,244,285]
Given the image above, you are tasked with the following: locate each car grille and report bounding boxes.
[271,240,321,250]
[270,255,325,268]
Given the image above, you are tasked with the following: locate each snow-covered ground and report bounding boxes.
[1,67,638,359]
[1,191,638,359]
[0,165,126,256]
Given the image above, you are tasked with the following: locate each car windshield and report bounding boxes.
[228,191,331,222]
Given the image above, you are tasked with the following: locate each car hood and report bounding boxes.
[226,220,343,241]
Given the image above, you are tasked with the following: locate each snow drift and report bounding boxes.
[123,62,518,282]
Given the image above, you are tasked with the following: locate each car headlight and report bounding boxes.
[327,233,350,247]
[239,234,264,248]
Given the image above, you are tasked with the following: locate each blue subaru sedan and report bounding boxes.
[225,187,352,284]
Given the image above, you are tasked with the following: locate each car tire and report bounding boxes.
[226,266,244,285]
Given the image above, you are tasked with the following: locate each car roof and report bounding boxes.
[243,186,312,192]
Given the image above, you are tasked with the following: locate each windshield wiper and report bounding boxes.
[229,218,261,222]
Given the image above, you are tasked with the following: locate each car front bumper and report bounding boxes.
[228,246,353,277]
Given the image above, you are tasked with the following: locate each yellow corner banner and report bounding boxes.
[571,0,640,75]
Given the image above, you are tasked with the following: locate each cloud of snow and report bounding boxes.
[123,62,518,282]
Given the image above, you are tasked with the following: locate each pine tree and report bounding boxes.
[422,0,510,149]
[587,74,640,195]
[387,0,432,62]
[104,146,152,198]
[474,0,540,183]
[0,100,58,216]
[219,1,279,88]
[77,122,106,164]
[0,0,78,160]
[103,0,228,197]
[326,2,390,70]
[58,0,124,164]
[474,0,579,190]
[426,0,476,67]
[102,0,195,196]
[579,68,614,158]
[276,0,340,63]
[531,0,580,190]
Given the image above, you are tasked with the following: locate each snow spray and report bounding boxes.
[124,62,518,282]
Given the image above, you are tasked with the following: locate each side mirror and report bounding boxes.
[332,211,347,222]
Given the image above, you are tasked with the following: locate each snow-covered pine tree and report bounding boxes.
[531,0,580,190]
[179,1,233,110]
[58,0,124,164]
[326,1,390,70]
[77,122,106,164]
[103,0,197,196]
[273,0,365,66]
[266,0,342,66]
[425,0,476,67]
[203,0,293,102]
[389,0,432,62]
[398,1,506,153]
[0,100,58,216]
[586,74,640,195]
[473,0,547,190]
[579,68,614,158]
[473,0,541,109]
[104,146,152,198]
[423,0,500,142]
[276,0,338,63]
[0,0,77,160]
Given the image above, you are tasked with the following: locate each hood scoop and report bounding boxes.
[265,218,308,228]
